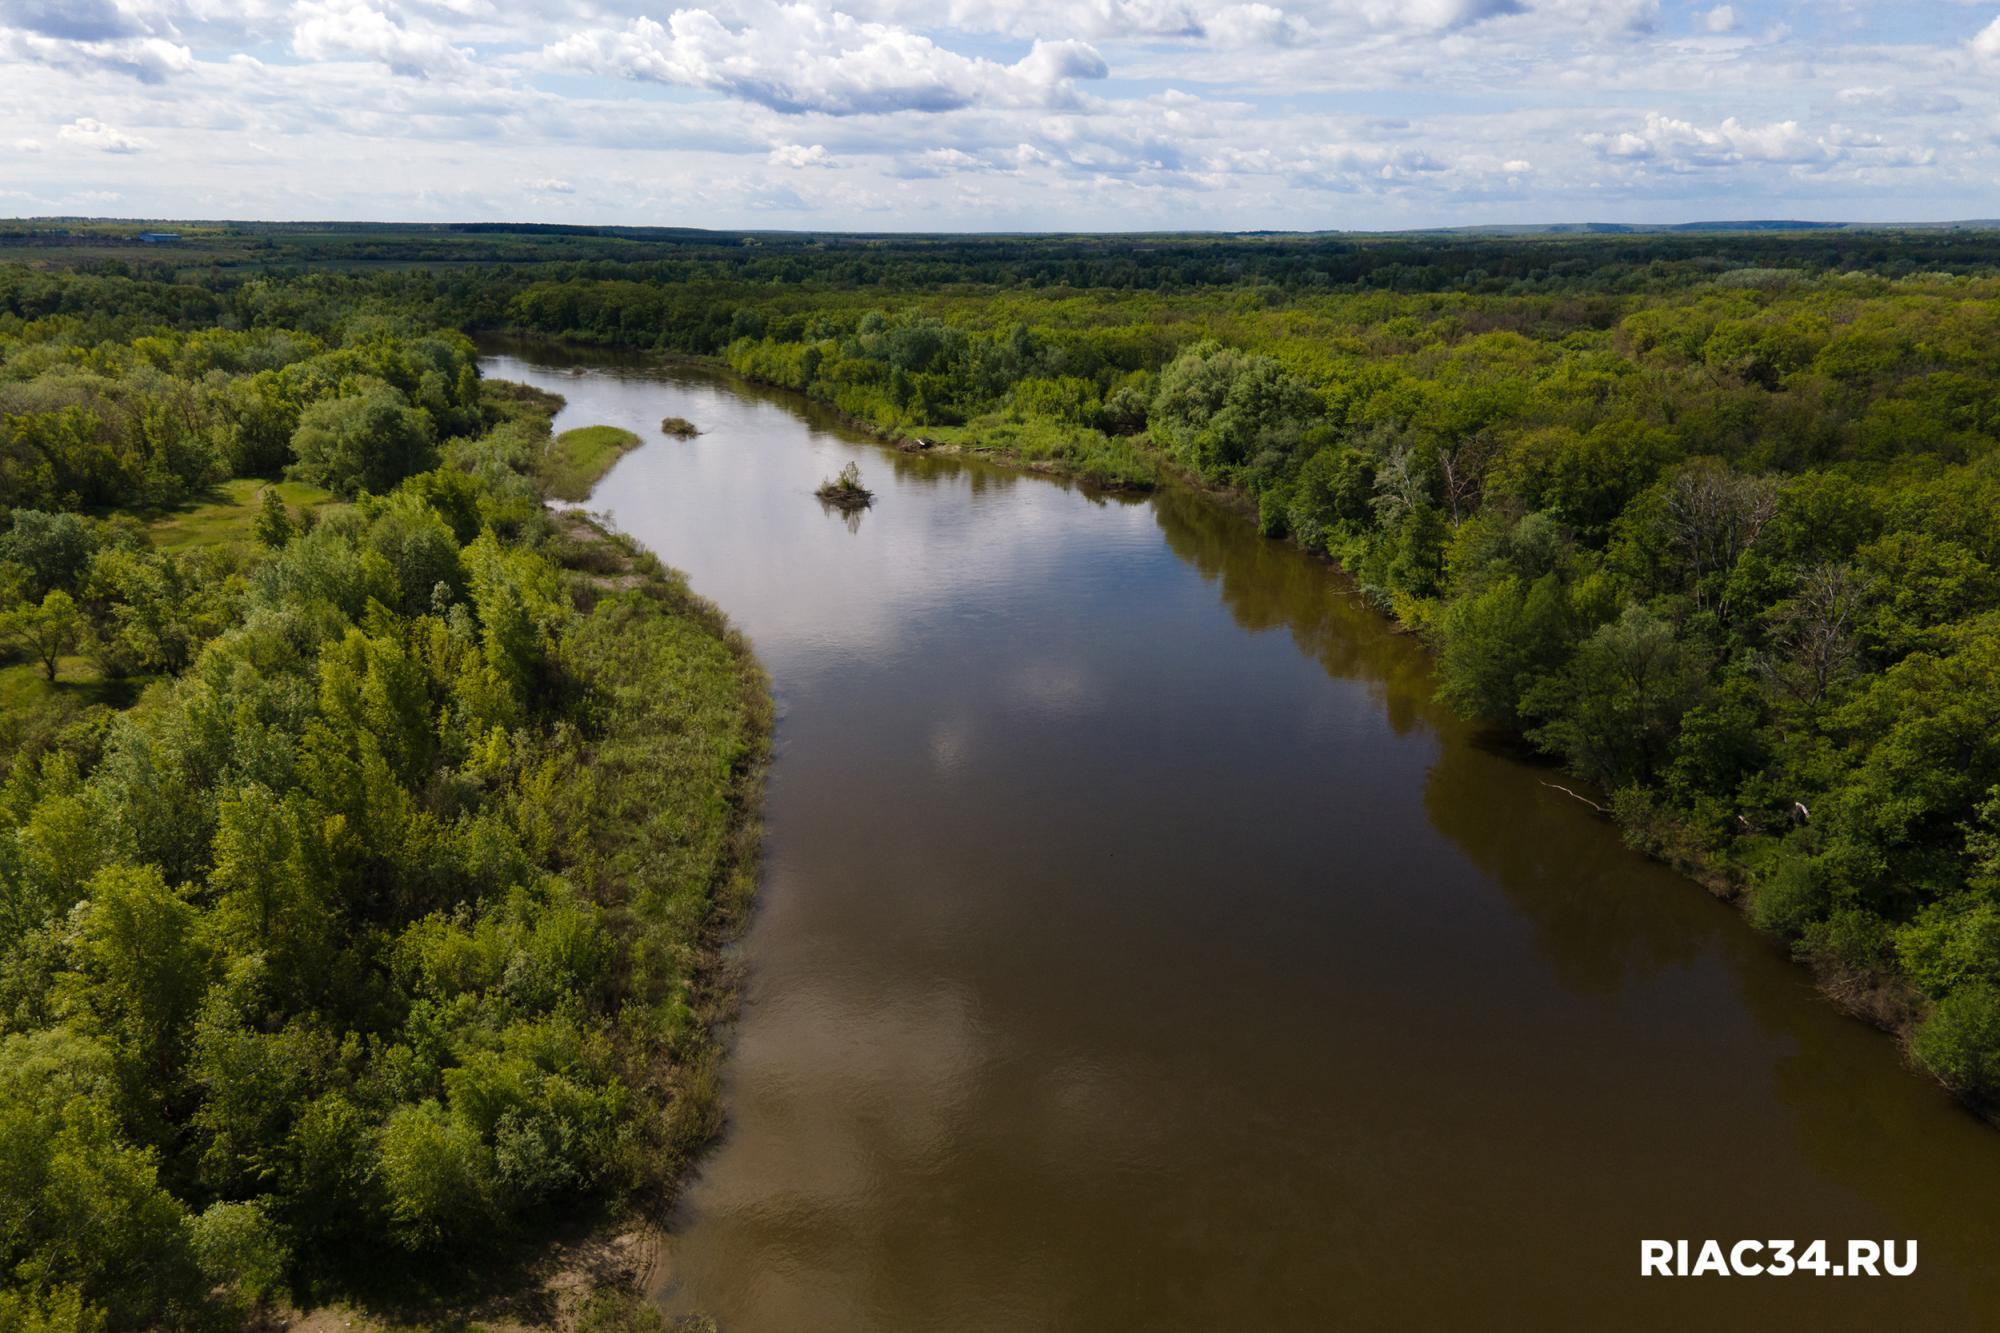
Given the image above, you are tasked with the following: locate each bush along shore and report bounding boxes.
[0,307,768,1331]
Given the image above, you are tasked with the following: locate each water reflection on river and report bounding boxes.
[482,344,2000,1332]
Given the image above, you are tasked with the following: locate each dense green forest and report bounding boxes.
[6,224,2000,1325]
[399,232,2000,1109]
[0,271,766,1330]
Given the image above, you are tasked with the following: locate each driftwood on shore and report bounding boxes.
[1540,781,1610,816]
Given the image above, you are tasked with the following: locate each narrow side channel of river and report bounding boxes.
[482,346,2000,1332]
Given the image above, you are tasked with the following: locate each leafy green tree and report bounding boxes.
[275,1093,381,1252]
[289,386,435,497]
[8,756,101,935]
[0,512,92,599]
[254,488,296,550]
[379,1100,494,1250]
[1438,572,1572,729]
[0,1283,107,1333]
[207,788,332,992]
[365,491,463,615]
[187,1201,289,1309]
[1817,618,2000,910]
[55,865,210,1090]
[1150,340,1316,480]
[1,591,81,681]
[1896,901,2000,999]
[217,369,303,477]
[1525,603,1708,789]
[1857,530,1997,661]
[0,1034,203,1330]
[82,547,228,674]
[1285,445,1375,549]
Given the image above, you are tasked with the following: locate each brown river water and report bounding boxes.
[480,345,2000,1332]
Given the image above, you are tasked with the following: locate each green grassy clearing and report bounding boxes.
[541,424,643,500]
[146,478,337,555]
[925,413,1159,489]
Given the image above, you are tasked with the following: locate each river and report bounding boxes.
[480,345,2000,1331]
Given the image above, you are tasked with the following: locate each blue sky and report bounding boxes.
[2,0,1997,229]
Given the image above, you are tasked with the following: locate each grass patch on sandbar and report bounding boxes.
[542,423,643,500]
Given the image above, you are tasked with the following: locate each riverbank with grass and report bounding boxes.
[291,390,771,1333]
[913,413,1159,490]
[542,424,645,500]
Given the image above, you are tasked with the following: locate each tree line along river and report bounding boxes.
[481,344,2000,1332]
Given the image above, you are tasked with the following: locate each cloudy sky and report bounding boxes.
[2,0,1997,229]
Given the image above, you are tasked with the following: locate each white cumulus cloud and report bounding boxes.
[1,27,192,81]
[1206,3,1304,46]
[293,1,473,78]
[542,5,1108,116]
[1973,16,2000,64]
[1587,112,1831,167]
[58,116,149,152]
[769,143,834,167]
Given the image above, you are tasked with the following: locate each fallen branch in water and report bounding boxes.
[1540,781,1610,816]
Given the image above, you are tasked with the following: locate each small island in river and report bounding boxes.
[816,461,874,511]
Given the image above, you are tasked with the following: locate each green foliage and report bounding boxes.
[290,386,435,497]
[574,1289,670,1333]
[0,307,765,1325]
[254,487,296,550]
[0,512,91,598]
[815,461,873,510]
[1524,604,1709,789]
[0,1285,107,1333]
[0,1033,204,1329]
[1896,900,2000,999]
[0,592,81,681]
[1913,984,2000,1101]
[380,1100,495,1250]
[926,413,1156,489]
[1151,340,1318,482]
[187,1200,289,1307]
[1437,570,1573,731]
[9,226,2000,1295]
[541,424,641,501]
